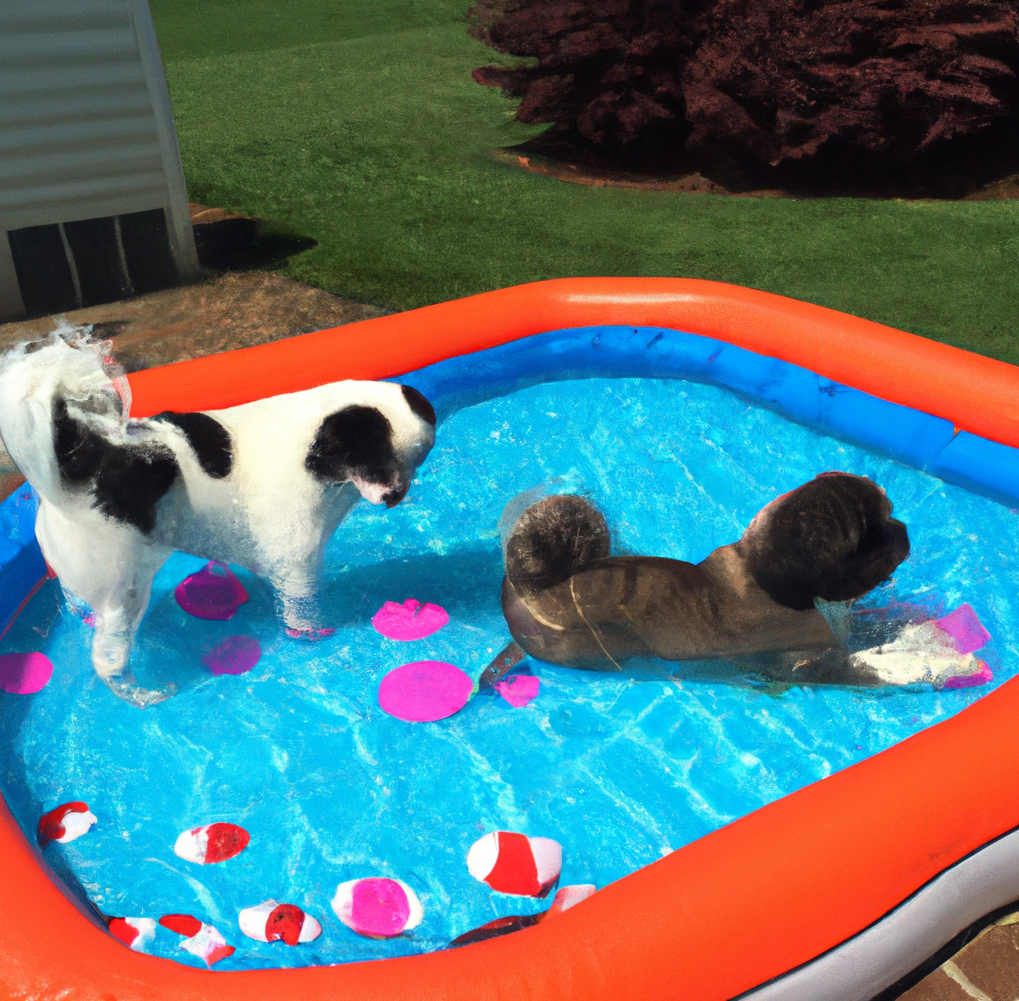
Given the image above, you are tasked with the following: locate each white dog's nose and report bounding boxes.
[383,481,410,508]
[352,477,398,506]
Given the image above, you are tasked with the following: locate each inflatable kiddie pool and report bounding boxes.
[2,278,1019,1001]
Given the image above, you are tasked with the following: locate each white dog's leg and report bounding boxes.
[273,563,333,639]
[36,501,175,706]
[89,574,178,707]
[90,582,156,675]
[253,483,360,640]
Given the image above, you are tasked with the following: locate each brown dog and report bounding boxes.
[493,474,914,686]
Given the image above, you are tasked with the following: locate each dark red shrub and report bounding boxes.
[683,0,1019,186]
[468,0,1019,192]
[468,0,713,157]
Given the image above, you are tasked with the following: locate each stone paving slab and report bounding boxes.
[899,915,1019,1000]
[900,968,980,1001]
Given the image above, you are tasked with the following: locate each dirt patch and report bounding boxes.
[0,270,389,496]
[492,147,1019,200]
[0,270,387,372]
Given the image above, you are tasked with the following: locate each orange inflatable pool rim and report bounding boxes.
[3,278,1019,1001]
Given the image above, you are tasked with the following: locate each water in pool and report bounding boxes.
[1,375,1015,968]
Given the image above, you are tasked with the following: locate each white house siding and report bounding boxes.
[0,0,199,321]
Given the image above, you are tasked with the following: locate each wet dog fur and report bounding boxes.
[499,474,911,685]
[0,329,436,706]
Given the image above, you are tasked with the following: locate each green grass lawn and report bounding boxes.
[150,0,1019,362]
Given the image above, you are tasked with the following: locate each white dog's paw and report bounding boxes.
[281,594,334,640]
[103,672,177,709]
[91,630,178,706]
[91,632,133,680]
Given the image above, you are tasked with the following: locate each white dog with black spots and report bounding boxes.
[0,327,435,707]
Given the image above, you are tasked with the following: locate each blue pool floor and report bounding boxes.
[1,375,1016,969]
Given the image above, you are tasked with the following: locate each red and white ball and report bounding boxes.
[107,916,157,952]
[158,913,235,966]
[331,877,423,939]
[37,802,97,847]
[547,883,596,915]
[238,900,322,945]
[173,822,249,864]
[466,831,562,897]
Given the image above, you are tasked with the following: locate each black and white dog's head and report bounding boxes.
[303,383,435,508]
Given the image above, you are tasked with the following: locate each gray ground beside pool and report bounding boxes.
[0,268,1017,999]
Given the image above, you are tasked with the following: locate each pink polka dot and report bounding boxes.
[942,659,994,689]
[378,661,473,722]
[175,562,248,621]
[350,879,411,938]
[496,674,540,708]
[0,652,53,694]
[372,599,448,641]
[935,603,991,655]
[202,636,261,676]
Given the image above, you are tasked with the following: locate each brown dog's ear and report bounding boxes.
[819,512,910,602]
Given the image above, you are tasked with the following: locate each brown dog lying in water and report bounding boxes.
[491,473,942,688]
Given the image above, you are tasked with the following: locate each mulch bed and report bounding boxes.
[491,147,1019,200]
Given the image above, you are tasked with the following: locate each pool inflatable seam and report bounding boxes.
[740,823,1019,1001]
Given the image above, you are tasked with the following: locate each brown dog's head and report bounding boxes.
[738,472,910,611]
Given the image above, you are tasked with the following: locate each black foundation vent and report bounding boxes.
[7,208,178,318]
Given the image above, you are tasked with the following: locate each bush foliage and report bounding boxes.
[468,0,1019,189]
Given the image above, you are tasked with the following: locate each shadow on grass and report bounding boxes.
[194,219,318,272]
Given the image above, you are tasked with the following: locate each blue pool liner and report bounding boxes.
[2,323,1019,971]
[932,432,1019,509]
[0,486,44,638]
[401,324,1009,502]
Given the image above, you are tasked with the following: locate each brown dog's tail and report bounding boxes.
[504,494,611,595]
